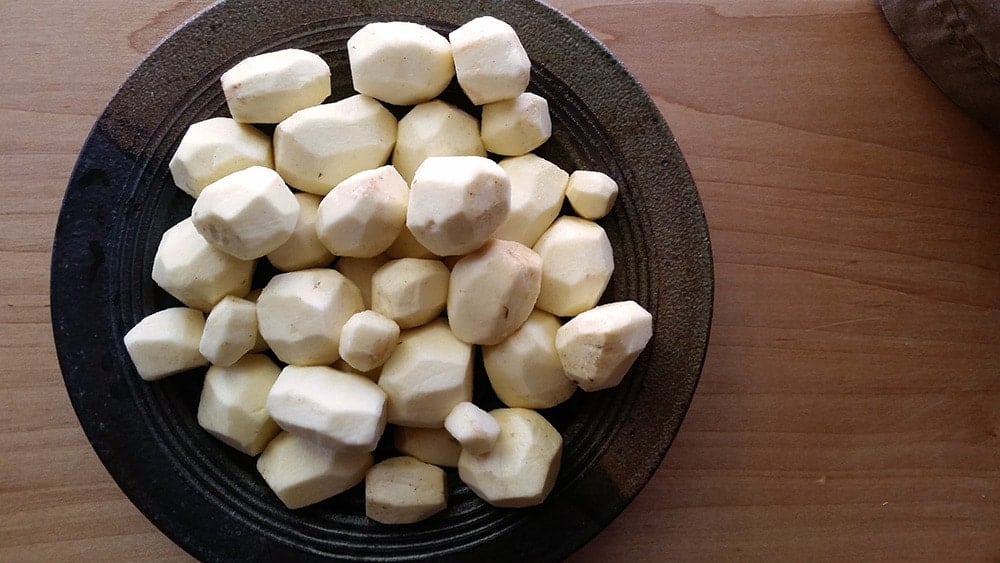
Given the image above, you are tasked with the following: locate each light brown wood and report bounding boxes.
[2,0,998,560]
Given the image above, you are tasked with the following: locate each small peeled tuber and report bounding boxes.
[365,456,447,524]
[265,365,388,451]
[265,192,335,272]
[257,431,372,509]
[274,94,397,195]
[458,408,562,508]
[348,22,454,106]
[191,166,300,261]
[221,48,331,124]
[555,300,653,392]
[198,295,258,367]
[315,165,409,258]
[123,307,207,381]
[392,100,486,184]
[532,216,614,317]
[565,170,619,220]
[197,354,281,455]
[378,319,473,428]
[406,156,511,257]
[338,310,400,373]
[385,225,439,260]
[482,309,576,409]
[444,402,501,455]
[393,426,462,468]
[449,16,531,105]
[371,258,449,329]
[335,254,389,308]
[151,218,255,312]
[493,154,568,247]
[168,117,273,198]
[447,239,541,345]
[480,93,552,156]
[256,269,363,365]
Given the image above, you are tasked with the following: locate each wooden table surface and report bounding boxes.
[3,0,998,560]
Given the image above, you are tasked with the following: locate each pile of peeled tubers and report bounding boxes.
[123,16,653,524]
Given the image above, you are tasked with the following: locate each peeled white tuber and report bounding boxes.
[221,48,331,124]
[365,456,447,524]
[256,269,363,365]
[266,192,334,272]
[378,319,473,428]
[447,239,541,345]
[123,307,207,381]
[480,93,552,156]
[265,365,388,451]
[492,154,568,247]
[198,295,258,367]
[191,166,300,261]
[338,310,400,373]
[457,408,562,508]
[449,16,531,105]
[444,402,501,455]
[348,22,454,106]
[257,431,372,509]
[371,258,449,329]
[555,300,653,391]
[151,218,255,312]
[392,100,485,184]
[197,354,281,455]
[335,254,389,308]
[406,156,511,256]
[565,170,619,220]
[274,94,397,195]
[393,426,462,468]
[532,216,614,317]
[315,165,408,258]
[168,117,273,198]
[482,309,576,409]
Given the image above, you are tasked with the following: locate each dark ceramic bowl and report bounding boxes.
[51,0,713,560]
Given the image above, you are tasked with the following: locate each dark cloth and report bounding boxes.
[881,0,1000,135]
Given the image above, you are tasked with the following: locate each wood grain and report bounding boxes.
[2,0,998,560]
